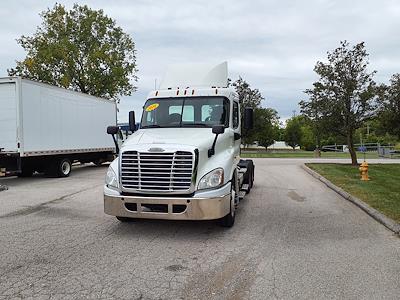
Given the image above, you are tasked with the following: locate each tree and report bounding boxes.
[255,108,280,150]
[284,117,302,150]
[376,74,400,139]
[8,4,137,101]
[232,77,264,112]
[300,123,316,151]
[301,41,376,165]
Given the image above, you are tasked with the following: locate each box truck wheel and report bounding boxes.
[93,158,106,166]
[46,158,72,177]
[219,181,236,227]
[58,158,72,177]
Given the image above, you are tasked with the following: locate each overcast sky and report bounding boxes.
[1,0,400,122]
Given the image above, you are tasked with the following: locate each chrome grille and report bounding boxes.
[120,151,193,192]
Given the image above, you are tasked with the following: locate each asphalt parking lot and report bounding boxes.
[0,159,399,299]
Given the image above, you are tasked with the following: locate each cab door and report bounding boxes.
[232,101,241,157]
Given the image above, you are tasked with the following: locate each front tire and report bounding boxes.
[219,182,236,228]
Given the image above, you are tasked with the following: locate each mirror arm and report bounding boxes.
[111,134,119,155]
[208,134,219,158]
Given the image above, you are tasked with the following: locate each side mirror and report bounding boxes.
[212,125,225,135]
[208,125,225,158]
[107,126,119,135]
[129,111,136,132]
[244,108,254,130]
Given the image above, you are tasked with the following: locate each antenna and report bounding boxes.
[154,79,157,90]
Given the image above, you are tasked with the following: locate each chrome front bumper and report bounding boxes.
[104,184,231,220]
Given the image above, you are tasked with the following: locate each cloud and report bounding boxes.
[1,0,399,122]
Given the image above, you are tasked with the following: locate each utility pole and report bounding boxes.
[292,110,296,118]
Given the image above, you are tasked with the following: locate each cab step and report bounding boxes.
[238,190,246,200]
[241,184,249,192]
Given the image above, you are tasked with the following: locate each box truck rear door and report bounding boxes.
[0,82,17,152]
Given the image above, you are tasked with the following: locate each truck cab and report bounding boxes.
[104,62,254,227]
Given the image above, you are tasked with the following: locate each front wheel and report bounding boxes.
[219,183,236,228]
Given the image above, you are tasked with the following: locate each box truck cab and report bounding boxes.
[104,62,254,227]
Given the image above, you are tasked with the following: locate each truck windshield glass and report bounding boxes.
[141,97,230,128]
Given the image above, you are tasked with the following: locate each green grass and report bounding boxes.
[241,151,379,159]
[306,163,400,223]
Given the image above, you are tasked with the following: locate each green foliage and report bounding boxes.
[376,74,400,139]
[282,115,317,150]
[284,116,302,150]
[300,124,315,151]
[301,41,377,165]
[254,108,280,150]
[307,163,400,222]
[8,4,137,100]
[232,76,263,112]
[232,77,265,145]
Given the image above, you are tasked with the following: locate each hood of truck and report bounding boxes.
[121,128,218,151]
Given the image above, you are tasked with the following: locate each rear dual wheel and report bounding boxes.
[45,158,72,177]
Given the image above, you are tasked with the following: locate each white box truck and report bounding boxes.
[0,77,116,177]
[104,62,255,227]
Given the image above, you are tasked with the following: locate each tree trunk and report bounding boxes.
[347,132,358,166]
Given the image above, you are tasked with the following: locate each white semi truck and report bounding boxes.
[104,62,254,227]
[0,77,116,177]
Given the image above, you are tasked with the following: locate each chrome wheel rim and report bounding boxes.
[61,161,71,175]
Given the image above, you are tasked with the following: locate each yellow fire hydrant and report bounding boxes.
[359,161,370,181]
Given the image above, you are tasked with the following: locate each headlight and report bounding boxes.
[198,168,224,190]
[105,167,119,189]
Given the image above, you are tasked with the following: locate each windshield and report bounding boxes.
[141,97,230,128]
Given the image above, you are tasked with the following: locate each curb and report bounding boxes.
[0,184,8,192]
[301,164,400,235]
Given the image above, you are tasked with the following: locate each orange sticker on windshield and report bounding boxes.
[145,103,159,112]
